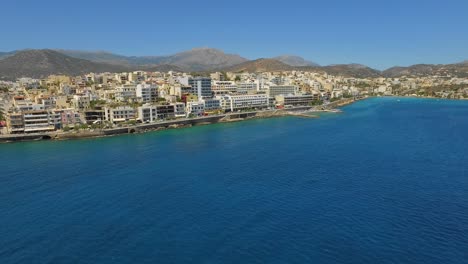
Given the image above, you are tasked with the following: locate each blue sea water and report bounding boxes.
[1,97,468,264]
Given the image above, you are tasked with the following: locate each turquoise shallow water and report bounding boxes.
[1,97,468,263]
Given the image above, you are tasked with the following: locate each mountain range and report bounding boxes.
[0,48,466,80]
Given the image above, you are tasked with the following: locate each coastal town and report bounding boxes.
[1,69,468,138]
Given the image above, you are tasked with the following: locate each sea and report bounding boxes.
[1,97,467,263]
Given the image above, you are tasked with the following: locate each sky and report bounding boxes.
[1,0,467,69]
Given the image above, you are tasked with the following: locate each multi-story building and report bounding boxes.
[104,106,136,123]
[179,77,212,97]
[115,84,137,102]
[36,96,56,109]
[201,98,221,111]
[22,110,59,133]
[237,82,257,94]
[6,113,25,134]
[212,81,238,94]
[154,105,175,120]
[136,84,158,103]
[268,85,297,97]
[72,94,91,110]
[138,104,179,122]
[84,108,106,124]
[138,105,158,123]
[171,103,186,117]
[275,94,314,106]
[56,109,82,127]
[219,94,269,112]
[186,102,205,116]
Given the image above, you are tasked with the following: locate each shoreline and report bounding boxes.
[0,97,361,144]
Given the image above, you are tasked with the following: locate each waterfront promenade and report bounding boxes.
[0,97,358,143]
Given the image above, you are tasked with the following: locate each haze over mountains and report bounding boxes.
[0,48,466,80]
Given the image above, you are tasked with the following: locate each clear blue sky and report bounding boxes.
[1,0,467,69]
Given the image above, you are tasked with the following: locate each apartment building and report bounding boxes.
[104,106,136,123]
[237,82,257,93]
[6,113,24,134]
[186,102,205,116]
[115,84,137,102]
[201,98,221,111]
[275,94,314,106]
[23,110,59,133]
[219,94,269,112]
[138,103,181,122]
[212,81,238,94]
[138,105,158,123]
[136,84,158,103]
[179,77,212,97]
[268,85,298,97]
[171,103,186,117]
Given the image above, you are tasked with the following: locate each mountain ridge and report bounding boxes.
[273,55,319,67]
[0,48,467,79]
[0,49,129,80]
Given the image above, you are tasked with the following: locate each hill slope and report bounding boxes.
[0,51,16,60]
[59,48,247,72]
[383,63,468,78]
[0,50,129,80]
[299,64,381,78]
[273,55,319,66]
[223,58,294,72]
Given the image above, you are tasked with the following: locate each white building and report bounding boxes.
[201,98,221,111]
[104,106,136,123]
[171,102,186,117]
[219,94,269,112]
[22,110,60,133]
[186,102,205,116]
[268,85,298,97]
[137,105,158,123]
[136,84,158,103]
[178,77,212,97]
[212,81,238,94]
[115,84,137,102]
[275,94,314,106]
[237,82,257,93]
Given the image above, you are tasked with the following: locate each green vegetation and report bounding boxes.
[90,100,107,109]
[355,82,371,88]
[309,100,322,106]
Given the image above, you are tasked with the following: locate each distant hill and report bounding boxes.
[382,63,468,78]
[301,64,382,78]
[1,48,467,79]
[0,50,129,80]
[273,55,319,67]
[223,58,294,72]
[58,47,247,72]
[144,64,184,72]
[156,48,248,72]
[225,60,381,78]
[56,50,133,65]
[0,51,16,60]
